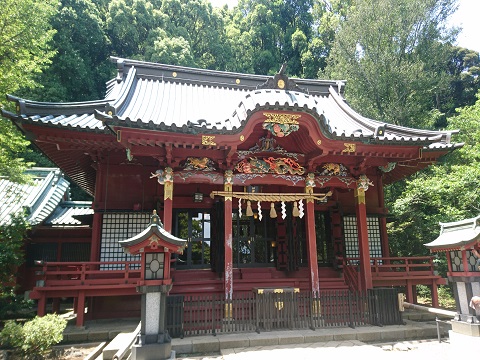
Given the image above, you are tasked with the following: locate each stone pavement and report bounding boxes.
[60,313,455,358]
[170,320,448,355]
[189,339,455,360]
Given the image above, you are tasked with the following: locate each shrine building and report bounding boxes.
[1,57,461,328]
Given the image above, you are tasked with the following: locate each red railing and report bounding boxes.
[370,256,436,277]
[35,261,142,288]
[342,256,440,291]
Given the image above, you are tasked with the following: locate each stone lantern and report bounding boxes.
[120,210,187,360]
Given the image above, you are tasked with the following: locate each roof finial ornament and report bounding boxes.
[256,62,305,93]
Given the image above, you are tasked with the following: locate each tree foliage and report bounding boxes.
[0,0,58,98]
[0,213,30,285]
[26,0,112,102]
[0,0,57,178]
[387,93,480,257]
[324,0,458,128]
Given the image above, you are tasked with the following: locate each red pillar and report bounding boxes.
[75,291,86,327]
[91,162,105,262]
[52,298,60,314]
[163,167,173,233]
[355,187,373,290]
[305,173,320,294]
[37,295,46,317]
[223,171,233,318]
[90,213,102,262]
[305,198,319,294]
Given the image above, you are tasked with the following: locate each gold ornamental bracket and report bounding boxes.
[210,191,332,202]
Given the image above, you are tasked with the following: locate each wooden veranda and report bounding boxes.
[30,256,443,327]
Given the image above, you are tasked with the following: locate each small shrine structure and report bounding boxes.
[425,215,480,347]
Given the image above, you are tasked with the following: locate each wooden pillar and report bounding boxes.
[52,298,60,314]
[305,173,319,294]
[446,251,453,273]
[75,291,86,327]
[355,177,373,290]
[91,161,106,262]
[90,213,102,262]
[37,294,46,317]
[223,171,233,318]
[431,283,439,308]
[163,167,174,233]
[462,250,469,274]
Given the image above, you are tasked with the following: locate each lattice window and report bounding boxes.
[343,215,383,260]
[466,250,479,272]
[100,212,150,269]
[343,216,358,258]
[145,253,165,280]
[450,250,463,272]
[367,217,382,258]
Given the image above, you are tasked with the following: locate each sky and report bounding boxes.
[208,0,480,53]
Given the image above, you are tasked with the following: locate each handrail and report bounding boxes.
[112,322,141,360]
[370,256,436,276]
[342,257,359,292]
[342,256,439,292]
[35,261,142,288]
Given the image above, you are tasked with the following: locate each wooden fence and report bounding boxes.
[166,288,403,338]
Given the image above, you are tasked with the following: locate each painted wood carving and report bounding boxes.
[183,157,216,171]
[262,113,300,137]
[319,163,350,176]
[235,157,305,175]
[237,136,302,160]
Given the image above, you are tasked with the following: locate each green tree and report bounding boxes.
[0,0,58,181]
[436,46,480,124]
[387,93,480,257]
[323,0,458,128]
[0,213,29,286]
[106,0,159,58]
[226,0,315,76]
[26,0,112,102]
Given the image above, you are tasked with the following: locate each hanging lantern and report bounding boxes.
[246,200,253,216]
[258,201,263,221]
[270,203,277,218]
[293,201,300,217]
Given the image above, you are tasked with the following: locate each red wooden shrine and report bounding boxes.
[1,58,461,325]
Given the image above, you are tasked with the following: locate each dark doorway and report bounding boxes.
[173,210,211,269]
[232,212,276,267]
[315,211,334,267]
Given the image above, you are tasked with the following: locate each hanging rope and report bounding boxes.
[210,191,332,202]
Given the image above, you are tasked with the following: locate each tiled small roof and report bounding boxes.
[119,211,187,253]
[1,57,461,150]
[424,215,480,252]
[45,201,93,226]
[0,168,69,225]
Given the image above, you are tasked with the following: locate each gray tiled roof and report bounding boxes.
[0,168,69,225]
[425,216,480,251]
[1,57,460,150]
[45,201,93,226]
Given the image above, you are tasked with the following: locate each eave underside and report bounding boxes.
[20,117,453,198]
